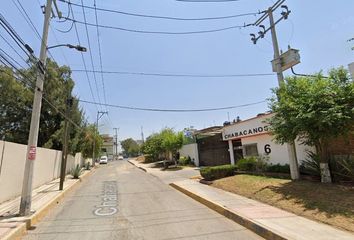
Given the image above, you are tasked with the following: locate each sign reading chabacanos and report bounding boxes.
[222,114,272,141]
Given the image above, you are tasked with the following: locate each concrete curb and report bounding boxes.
[127,160,147,172]
[1,169,95,240]
[170,182,286,240]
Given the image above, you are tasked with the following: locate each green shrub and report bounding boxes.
[236,157,257,171]
[330,155,354,182]
[144,154,158,163]
[300,151,320,176]
[179,156,191,166]
[200,165,237,181]
[266,164,290,173]
[71,164,83,179]
[85,161,90,170]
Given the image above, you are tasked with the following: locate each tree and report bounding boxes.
[0,66,32,142]
[142,128,184,162]
[81,124,103,159]
[0,60,86,153]
[141,133,163,159]
[121,138,140,157]
[268,67,354,183]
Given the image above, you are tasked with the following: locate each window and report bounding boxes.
[243,144,258,157]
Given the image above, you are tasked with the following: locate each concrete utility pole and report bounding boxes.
[268,8,300,180]
[249,0,300,180]
[141,126,144,144]
[59,97,73,190]
[19,0,53,216]
[92,111,108,166]
[113,127,119,158]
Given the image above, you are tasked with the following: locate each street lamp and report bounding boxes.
[47,44,87,52]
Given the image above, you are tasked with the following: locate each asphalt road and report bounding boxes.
[23,161,263,240]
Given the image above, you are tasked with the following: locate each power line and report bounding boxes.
[58,0,258,21]
[65,17,249,35]
[80,0,103,111]
[0,34,29,65]
[93,0,108,110]
[12,0,56,61]
[70,69,275,78]
[79,99,267,112]
[70,3,98,112]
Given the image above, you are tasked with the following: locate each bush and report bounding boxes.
[200,165,237,181]
[266,164,290,173]
[71,164,83,179]
[236,157,257,171]
[300,151,320,176]
[179,156,192,166]
[144,154,158,163]
[330,155,354,182]
[85,161,90,170]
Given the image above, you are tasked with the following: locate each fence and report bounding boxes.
[0,140,85,204]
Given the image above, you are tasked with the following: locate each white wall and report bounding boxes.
[180,143,199,166]
[241,134,315,166]
[0,140,85,204]
[242,134,289,165]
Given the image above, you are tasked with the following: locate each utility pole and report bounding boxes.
[59,97,73,190]
[141,126,144,144]
[113,127,118,159]
[92,111,108,166]
[249,0,300,180]
[19,0,53,216]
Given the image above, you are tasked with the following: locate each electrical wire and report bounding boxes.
[93,0,108,112]
[70,69,275,78]
[70,3,98,112]
[79,99,267,112]
[12,0,56,61]
[58,0,258,21]
[64,17,248,35]
[0,34,29,65]
[80,0,103,111]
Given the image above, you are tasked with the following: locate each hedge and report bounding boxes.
[200,165,237,181]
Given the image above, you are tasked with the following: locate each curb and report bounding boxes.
[2,169,95,240]
[170,182,286,240]
[127,160,147,172]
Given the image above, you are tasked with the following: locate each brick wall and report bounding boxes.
[328,134,354,156]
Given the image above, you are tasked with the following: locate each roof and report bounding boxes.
[194,126,223,137]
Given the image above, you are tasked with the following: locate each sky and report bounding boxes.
[1,0,353,142]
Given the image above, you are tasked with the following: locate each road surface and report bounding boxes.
[23,160,263,240]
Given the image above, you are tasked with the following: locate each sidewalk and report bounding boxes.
[0,169,93,240]
[128,159,200,184]
[170,179,354,240]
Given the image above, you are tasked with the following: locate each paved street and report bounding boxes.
[23,160,263,240]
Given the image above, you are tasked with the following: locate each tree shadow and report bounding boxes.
[266,180,354,218]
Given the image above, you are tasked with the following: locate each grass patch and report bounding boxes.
[211,175,354,232]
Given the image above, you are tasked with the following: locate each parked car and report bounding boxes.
[99,156,108,164]
[118,155,124,160]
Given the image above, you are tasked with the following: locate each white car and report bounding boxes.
[118,156,124,160]
[99,156,108,164]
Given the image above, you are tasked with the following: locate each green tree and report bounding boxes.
[0,60,86,154]
[268,67,354,183]
[121,138,140,157]
[0,66,32,142]
[81,124,103,159]
[141,133,163,159]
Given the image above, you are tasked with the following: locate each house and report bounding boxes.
[222,113,313,165]
[100,134,114,160]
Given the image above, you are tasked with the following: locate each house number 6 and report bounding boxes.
[264,144,271,154]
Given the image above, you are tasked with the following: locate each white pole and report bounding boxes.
[19,0,53,216]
